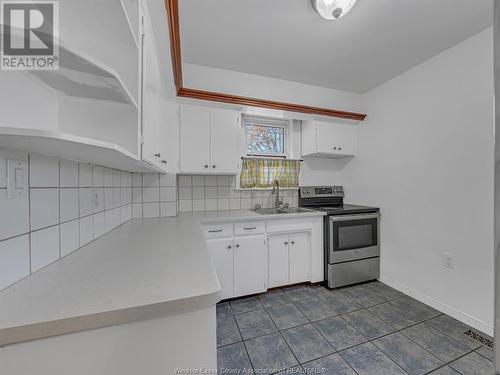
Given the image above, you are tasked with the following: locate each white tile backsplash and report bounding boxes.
[177,175,298,212]
[30,226,60,272]
[30,154,59,187]
[78,163,93,187]
[0,235,30,290]
[0,150,139,291]
[60,188,78,222]
[60,220,79,257]
[79,215,94,246]
[160,186,176,201]
[30,188,59,230]
[0,188,29,241]
[59,160,78,187]
[143,202,160,218]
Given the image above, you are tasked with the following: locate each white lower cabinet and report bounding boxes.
[233,236,267,296]
[289,232,310,284]
[268,232,310,288]
[268,234,289,288]
[207,236,266,299]
[207,239,234,300]
[204,218,320,299]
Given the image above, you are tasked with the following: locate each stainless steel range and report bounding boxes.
[299,186,380,288]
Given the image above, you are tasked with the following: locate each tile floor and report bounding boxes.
[216,281,494,375]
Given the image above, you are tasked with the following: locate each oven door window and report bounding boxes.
[331,218,378,251]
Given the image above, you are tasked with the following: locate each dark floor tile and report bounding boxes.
[245,332,299,374]
[294,297,337,321]
[366,282,405,301]
[235,309,277,340]
[217,342,252,374]
[427,315,483,350]
[389,297,441,321]
[368,302,420,330]
[319,291,363,314]
[309,285,333,299]
[428,366,460,375]
[449,352,494,375]
[274,366,305,374]
[267,303,309,330]
[476,346,494,361]
[401,323,471,363]
[340,342,406,375]
[342,309,395,339]
[342,284,387,307]
[217,315,242,347]
[282,286,316,301]
[230,296,264,314]
[302,353,356,375]
[259,290,291,308]
[314,316,367,351]
[373,332,443,374]
[217,301,233,317]
[281,324,335,363]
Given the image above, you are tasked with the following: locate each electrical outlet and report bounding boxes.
[92,189,100,208]
[442,252,455,270]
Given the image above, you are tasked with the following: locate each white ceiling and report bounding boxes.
[179,0,493,94]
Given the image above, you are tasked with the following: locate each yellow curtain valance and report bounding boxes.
[240,158,301,188]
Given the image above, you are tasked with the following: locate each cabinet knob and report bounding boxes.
[338,147,342,151]
[161,160,167,164]
[212,165,216,169]
[235,244,240,248]
[154,153,161,158]
[204,165,209,169]
[291,241,295,245]
[227,245,232,250]
[284,241,288,245]
[333,147,337,150]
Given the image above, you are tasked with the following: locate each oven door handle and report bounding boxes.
[330,213,379,222]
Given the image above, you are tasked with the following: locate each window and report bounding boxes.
[244,116,288,157]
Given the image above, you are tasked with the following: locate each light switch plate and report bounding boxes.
[7,159,28,198]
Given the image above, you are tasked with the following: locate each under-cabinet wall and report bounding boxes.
[0,149,135,291]
[176,175,299,212]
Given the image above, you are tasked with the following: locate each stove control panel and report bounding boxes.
[300,186,344,198]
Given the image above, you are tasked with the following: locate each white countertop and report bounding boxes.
[0,209,324,346]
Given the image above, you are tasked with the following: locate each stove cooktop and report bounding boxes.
[306,204,379,215]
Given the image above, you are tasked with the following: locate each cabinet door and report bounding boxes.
[289,232,310,284]
[207,239,234,300]
[157,101,179,173]
[316,122,356,156]
[141,25,161,168]
[268,235,290,288]
[210,108,241,174]
[233,236,267,296]
[179,105,210,173]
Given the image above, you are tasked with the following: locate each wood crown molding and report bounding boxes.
[164,0,366,121]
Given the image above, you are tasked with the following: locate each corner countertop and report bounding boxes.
[0,209,324,346]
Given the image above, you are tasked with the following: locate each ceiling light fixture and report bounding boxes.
[311,0,358,20]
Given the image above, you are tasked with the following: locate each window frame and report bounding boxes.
[243,116,290,158]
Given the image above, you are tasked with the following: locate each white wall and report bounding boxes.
[183,63,362,113]
[339,28,494,333]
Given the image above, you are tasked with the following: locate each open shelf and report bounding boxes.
[0,127,161,173]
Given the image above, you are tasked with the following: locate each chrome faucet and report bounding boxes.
[272,180,283,208]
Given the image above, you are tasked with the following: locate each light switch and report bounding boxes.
[15,168,25,188]
[7,159,28,198]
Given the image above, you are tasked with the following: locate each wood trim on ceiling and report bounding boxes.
[163,0,367,121]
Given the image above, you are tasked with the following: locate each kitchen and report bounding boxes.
[0,0,497,374]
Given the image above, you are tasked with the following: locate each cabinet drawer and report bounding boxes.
[267,218,313,233]
[234,221,265,236]
[202,223,233,238]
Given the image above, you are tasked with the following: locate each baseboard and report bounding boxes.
[379,276,494,336]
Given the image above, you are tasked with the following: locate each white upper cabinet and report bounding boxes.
[179,104,241,175]
[301,120,357,158]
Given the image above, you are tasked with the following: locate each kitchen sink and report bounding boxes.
[255,207,313,215]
